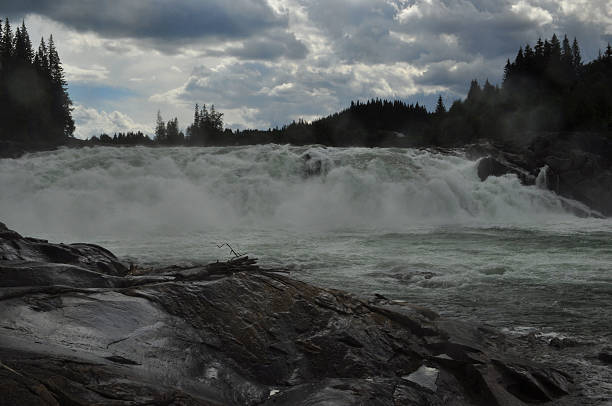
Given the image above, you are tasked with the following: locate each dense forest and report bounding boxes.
[0,18,73,147]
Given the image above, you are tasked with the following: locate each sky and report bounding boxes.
[5,0,612,138]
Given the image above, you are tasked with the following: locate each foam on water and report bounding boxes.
[0,145,597,240]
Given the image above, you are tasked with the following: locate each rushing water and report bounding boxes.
[1,145,611,379]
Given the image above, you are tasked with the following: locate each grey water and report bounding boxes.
[1,145,611,398]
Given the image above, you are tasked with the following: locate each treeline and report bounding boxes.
[92,34,611,148]
[90,131,153,146]
[0,18,73,145]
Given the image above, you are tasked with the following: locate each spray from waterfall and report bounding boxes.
[535,165,549,190]
[0,145,594,240]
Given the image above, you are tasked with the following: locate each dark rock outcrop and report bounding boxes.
[468,132,612,216]
[0,224,577,405]
[476,156,534,185]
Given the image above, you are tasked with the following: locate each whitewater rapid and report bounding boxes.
[0,145,598,240]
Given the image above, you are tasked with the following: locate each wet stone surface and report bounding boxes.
[0,221,596,405]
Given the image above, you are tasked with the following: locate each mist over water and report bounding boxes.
[1,146,611,350]
[0,145,596,239]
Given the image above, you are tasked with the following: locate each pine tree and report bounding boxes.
[435,95,446,114]
[155,110,166,143]
[482,79,496,99]
[200,104,209,129]
[515,47,525,70]
[166,117,180,144]
[210,105,223,131]
[34,38,49,74]
[20,21,33,63]
[571,38,581,67]
[0,18,13,63]
[467,79,482,101]
[561,35,572,65]
[543,39,551,60]
[193,103,199,128]
[550,34,561,61]
[12,24,33,64]
[48,36,64,84]
[535,38,544,58]
[47,35,74,138]
[503,59,512,83]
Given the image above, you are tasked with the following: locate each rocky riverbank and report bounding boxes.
[2,222,603,405]
[470,132,612,217]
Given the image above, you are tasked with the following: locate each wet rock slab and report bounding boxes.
[0,222,573,405]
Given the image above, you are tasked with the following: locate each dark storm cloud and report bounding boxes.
[226,32,308,60]
[413,58,505,94]
[206,30,309,61]
[3,0,287,40]
[305,0,537,64]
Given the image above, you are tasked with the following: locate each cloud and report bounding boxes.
[6,0,287,41]
[72,104,151,139]
[510,0,554,26]
[149,60,432,128]
[63,64,109,82]
[224,30,308,60]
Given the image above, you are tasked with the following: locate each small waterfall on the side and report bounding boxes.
[535,165,549,189]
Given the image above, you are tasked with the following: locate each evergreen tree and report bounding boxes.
[0,18,74,144]
[503,59,511,82]
[535,38,544,59]
[515,47,524,70]
[0,18,13,64]
[209,104,223,131]
[543,39,551,60]
[550,34,561,60]
[166,117,182,144]
[155,110,166,142]
[200,104,209,128]
[435,95,446,114]
[47,35,74,138]
[13,21,33,63]
[572,38,582,67]
[561,35,572,65]
[34,38,49,74]
[467,80,482,101]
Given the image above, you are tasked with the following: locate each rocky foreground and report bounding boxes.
[0,222,589,405]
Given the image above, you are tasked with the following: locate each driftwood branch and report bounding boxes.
[216,243,243,259]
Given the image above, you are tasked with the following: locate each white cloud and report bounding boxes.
[511,0,554,26]
[72,104,151,139]
[63,64,109,82]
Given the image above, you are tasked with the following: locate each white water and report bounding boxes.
[0,145,598,237]
[1,145,610,336]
